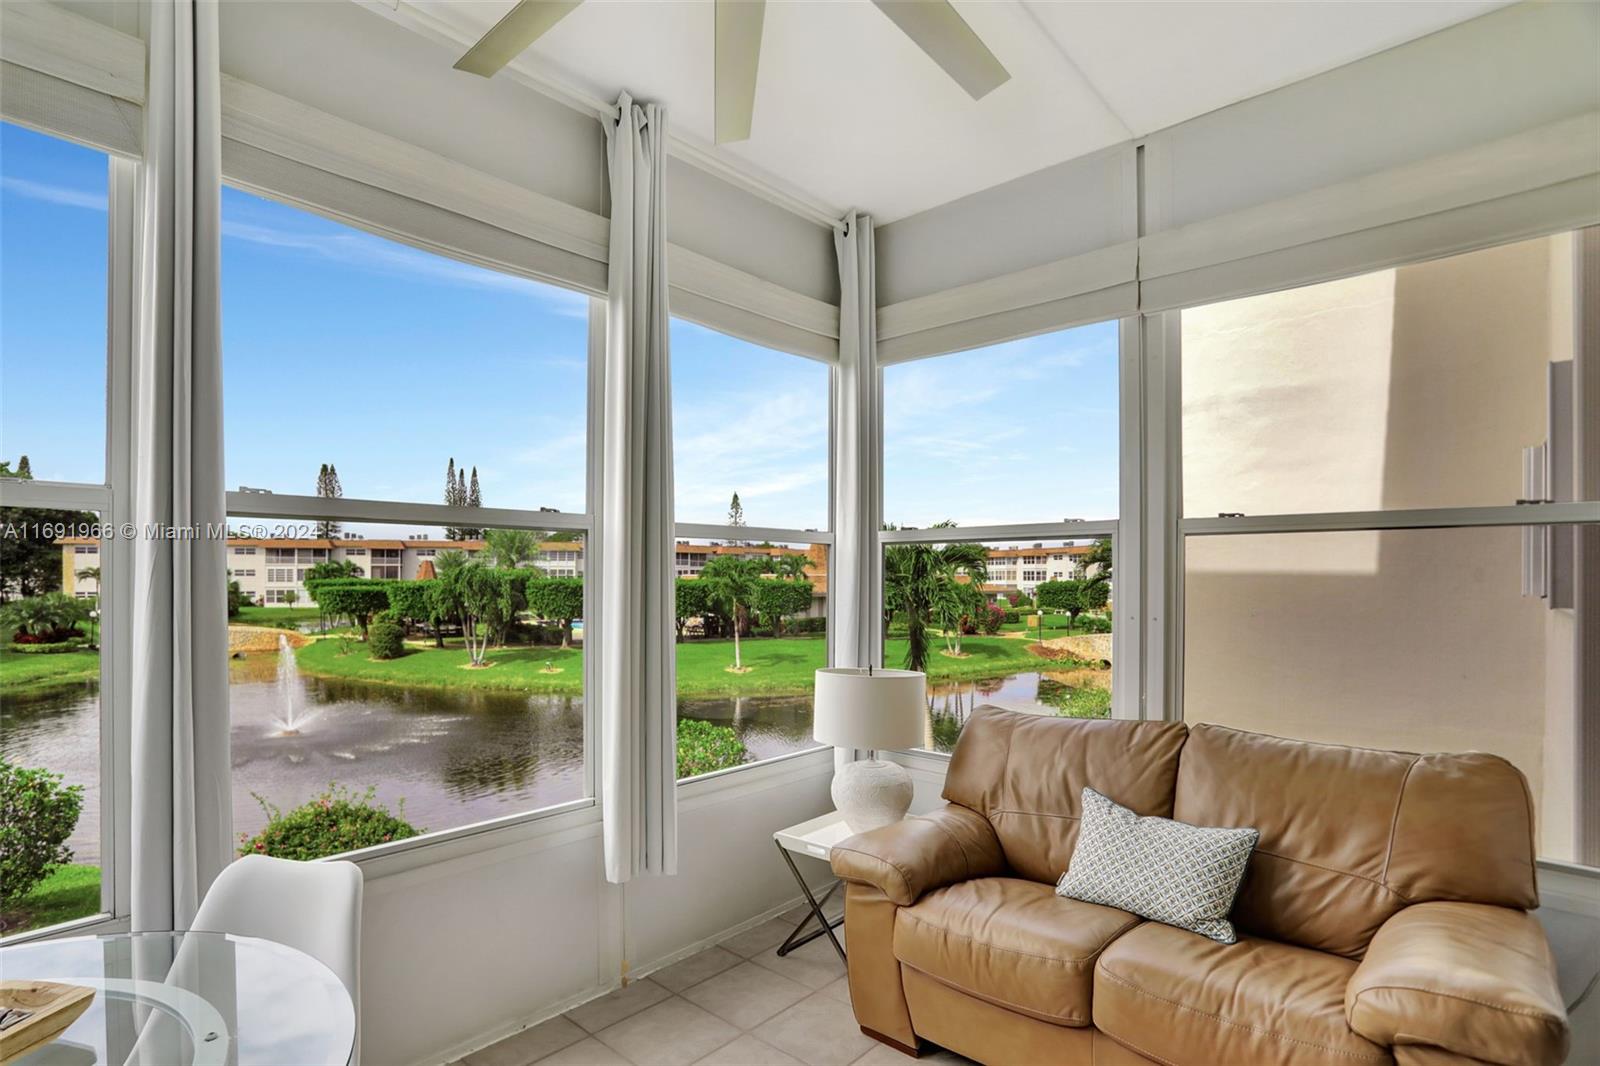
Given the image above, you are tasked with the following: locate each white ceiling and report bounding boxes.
[402,0,1509,224]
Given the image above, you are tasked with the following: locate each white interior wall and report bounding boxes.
[360,755,835,1066]
[1139,1,1600,232]
[216,0,837,302]
[874,143,1136,306]
[218,0,608,218]
[870,1,1599,319]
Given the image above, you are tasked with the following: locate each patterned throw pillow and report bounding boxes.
[1056,787,1258,944]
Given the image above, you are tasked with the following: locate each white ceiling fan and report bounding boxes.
[452,0,1011,144]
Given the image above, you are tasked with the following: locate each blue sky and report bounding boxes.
[3,120,1119,533]
[2,123,108,484]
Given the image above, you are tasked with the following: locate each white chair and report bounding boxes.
[191,855,364,1063]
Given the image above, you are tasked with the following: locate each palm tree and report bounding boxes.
[0,592,86,640]
[883,530,988,672]
[766,552,809,580]
[483,528,538,570]
[698,556,762,671]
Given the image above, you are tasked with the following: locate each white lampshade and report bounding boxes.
[813,668,926,752]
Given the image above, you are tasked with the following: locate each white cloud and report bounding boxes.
[2,176,105,211]
[220,217,588,317]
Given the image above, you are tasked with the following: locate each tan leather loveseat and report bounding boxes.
[831,708,1570,1066]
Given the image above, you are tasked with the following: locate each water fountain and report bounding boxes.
[273,633,307,736]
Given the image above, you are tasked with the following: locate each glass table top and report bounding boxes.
[0,930,354,1066]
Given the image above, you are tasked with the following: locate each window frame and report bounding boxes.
[0,142,138,943]
[218,179,606,862]
[1164,228,1600,867]
[668,314,837,783]
[874,315,1144,747]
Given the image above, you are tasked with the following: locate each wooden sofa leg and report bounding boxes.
[861,1026,922,1058]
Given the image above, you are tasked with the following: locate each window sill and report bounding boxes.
[1,911,129,948]
[677,745,833,809]
[327,797,599,885]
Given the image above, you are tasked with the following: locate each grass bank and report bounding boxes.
[234,606,327,629]
[293,633,1060,698]
[0,649,101,696]
[1,863,100,935]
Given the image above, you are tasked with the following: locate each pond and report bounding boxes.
[1,657,1107,859]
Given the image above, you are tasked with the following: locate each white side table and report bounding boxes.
[773,810,856,965]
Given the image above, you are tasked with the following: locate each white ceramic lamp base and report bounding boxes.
[832,759,915,834]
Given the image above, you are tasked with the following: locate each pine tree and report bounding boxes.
[461,467,483,539]
[445,459,461,540]
[15,455,31,479]
[727,492,746,546]
[315,463,342,539]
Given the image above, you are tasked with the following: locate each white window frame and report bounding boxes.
[668,315,837,784]
[875,316,1144,756]
[0,143,138,944]
[1162,229,1600,868]
[219,180,605,864]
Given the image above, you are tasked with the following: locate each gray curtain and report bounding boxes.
[599,93,678,882]
[832,211,879,672]
[130,0,231,931]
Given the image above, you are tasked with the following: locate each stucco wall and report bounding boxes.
[1181,234,1578,860]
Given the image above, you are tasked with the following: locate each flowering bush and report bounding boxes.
[0,761,83,911]
[981,604,1005,635]
[676,720,748,779]
[238,785,419,860]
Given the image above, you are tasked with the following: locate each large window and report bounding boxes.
[881,536,1114,753]
[222,189,593,857]
[670,320,831,778]
[0,122,117,935]
[879,320,1123,751]
[670,318,829,531]
[1178,231,1596,865]
[883,323,1119,527]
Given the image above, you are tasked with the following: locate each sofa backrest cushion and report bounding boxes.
[942,707,1189,884]
[1174,724,1539,959]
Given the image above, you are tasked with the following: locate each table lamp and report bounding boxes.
[813,667,927,833]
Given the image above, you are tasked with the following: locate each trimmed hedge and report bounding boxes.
[367,618,405,660]
[5,640,90,655]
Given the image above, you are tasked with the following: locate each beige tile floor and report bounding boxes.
[454,902,973,1066]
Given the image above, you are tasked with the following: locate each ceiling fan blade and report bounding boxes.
[871,0,1010,100]
[454,0,583,78]
[715,0,767,144]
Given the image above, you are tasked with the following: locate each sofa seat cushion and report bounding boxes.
[893,876,1140,1027]
[1094,922,1393,1066]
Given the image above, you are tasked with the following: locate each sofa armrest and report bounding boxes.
[830,803,1004,906]
[1345,901,1568,1066]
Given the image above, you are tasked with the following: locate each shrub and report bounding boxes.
[676,720,748,779]
[303,579,395,638]
[1001,609,1020,625]
[367,618,405,660]
[5,638,89,654]
[1078,614,1112,634]
[525,576,584,647]
[2,594,86,642]
[0,760,84,910]
[238,785,420,861]
[980,603,1005,635]
[786,616,826,636]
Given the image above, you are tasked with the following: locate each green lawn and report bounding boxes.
[0,649,101,696]
[1,864,101,936]
[295,637,587,693]
[234,606,328,629]
[294,632,1058,698]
